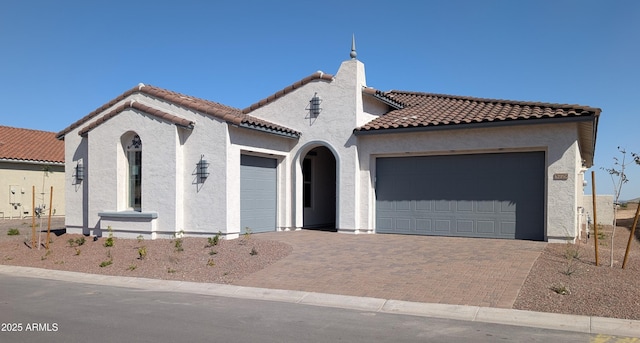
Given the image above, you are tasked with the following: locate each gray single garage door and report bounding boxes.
[376,152,544,240]
[241,155,277,233]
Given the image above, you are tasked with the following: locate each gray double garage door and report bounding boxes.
[376,152,545,241]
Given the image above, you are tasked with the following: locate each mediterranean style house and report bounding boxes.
[56,44,600,242]
[0,126,65,219]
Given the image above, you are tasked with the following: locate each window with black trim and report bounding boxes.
[126,134,142,211]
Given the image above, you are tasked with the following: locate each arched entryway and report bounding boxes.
[301,146,337,230]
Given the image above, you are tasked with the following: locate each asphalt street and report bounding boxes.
[0,276,617,343]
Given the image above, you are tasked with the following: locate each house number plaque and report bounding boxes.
[553,173,569,181]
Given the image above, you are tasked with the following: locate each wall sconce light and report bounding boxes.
[75,162,84,181]
[197,155,209,181]
[309,93,322,118]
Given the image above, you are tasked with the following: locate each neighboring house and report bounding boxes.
[0,125,65,219]
[582,194,615,227]
[56,47,600,243]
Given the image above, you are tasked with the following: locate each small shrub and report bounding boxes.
[207,259,215,267]
[99,259,113,268]
[7,228,20,236]
[209,250,217,256]
[104,226,114,247]
[174,239,184,252]
[167,268,176,273]
[128,264,137,271]
[104,236,114,247]
[137,235,144,243]
[240,227,252,245]
[250,247,258,256]
[563,244,580,260]
[550,284,570,295]
[173,231,184,252]
[138,246,147,260]
[207,231,221,247]
[68,237,86,247]
[74,248,81,256]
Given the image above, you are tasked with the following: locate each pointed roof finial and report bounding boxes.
[350,34,357,59]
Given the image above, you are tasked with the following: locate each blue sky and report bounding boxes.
[1,0,639,199]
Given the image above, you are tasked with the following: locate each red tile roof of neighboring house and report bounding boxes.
[57,84,300,139]
[0,126,65,164]
[357,88,601,131]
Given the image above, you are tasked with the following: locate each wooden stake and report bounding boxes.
[592,171,599,266]
[31,186,36,248]
[622,202,640,269]
[45,186,53,250]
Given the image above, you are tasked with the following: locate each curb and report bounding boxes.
[1,265,639,338]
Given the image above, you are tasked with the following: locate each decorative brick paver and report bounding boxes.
[237,230,546,308]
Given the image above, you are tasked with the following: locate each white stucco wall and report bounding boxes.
[244,59,366,232]
[356,122,583,242]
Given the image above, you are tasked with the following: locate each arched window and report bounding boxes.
[126,134,142,211]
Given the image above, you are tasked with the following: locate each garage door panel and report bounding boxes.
[456,220,474,233]
[501,222,516,235]
[457,201,473,212]
[435,200,452,212]
[477,201,496,213]
[477,221,496,234]
[416,200,432,211]
[416,219,432,231]
[500,201,516,213]
[375,152,544,240]
[241,155,277,234]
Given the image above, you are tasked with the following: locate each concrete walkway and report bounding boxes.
[1,264,639,337]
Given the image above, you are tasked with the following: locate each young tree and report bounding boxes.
[601,147,632,267]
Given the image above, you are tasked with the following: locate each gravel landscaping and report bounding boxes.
[1,204,640,320]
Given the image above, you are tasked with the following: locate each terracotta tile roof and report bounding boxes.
[0,125,64,164]
[242,71,334,113]
[78,101,195,136]
[57,84,299,139]
[357,88,601,131]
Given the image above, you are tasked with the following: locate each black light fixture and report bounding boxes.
[309,93,322,118]
[75,162,84,181]
[197,155,209,181]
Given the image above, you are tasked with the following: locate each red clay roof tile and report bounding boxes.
[57,84,300,139]
[0,126,64,163]
[78,101,195,136]
[357,89,601,132]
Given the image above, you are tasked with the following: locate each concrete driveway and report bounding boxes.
[240,230,546,308]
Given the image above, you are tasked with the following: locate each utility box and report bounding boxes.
[9,185,22,206]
